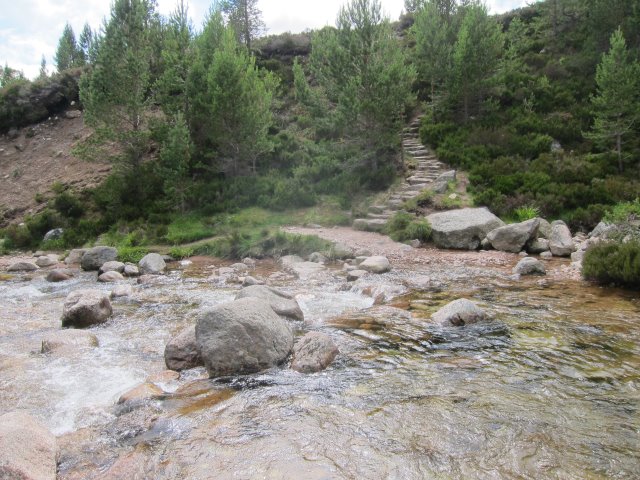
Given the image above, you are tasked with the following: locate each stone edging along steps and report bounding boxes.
[353,115,455,232]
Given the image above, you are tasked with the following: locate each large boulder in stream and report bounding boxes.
[164,326,203,371]
[431,299,488,327]
[81,246,117,271]
[235,285,304,321]
[359,256,391,274]
[61,289,113,328]
[513,257,546,276]
[291,332,339,373]
[427,208,505,250]
[0,411,57,480]
[195,297,294,378]
[487,218,540,253]
[138,253,166,274]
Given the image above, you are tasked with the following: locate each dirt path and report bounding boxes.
[283,225,582,282]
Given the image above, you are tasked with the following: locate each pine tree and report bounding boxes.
[205,27,278,175]
[54,23,82,72]
[78,23,94,65]
[155,0,193,116]
[38,56,48,80]
[0,64,24,89]
[586,28,640,173]
[80,0,158,190]
[220,0,265,50]
[157,113,192,212]
[450,2,503,121]
[308,0,416,166]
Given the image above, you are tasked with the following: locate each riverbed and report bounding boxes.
[0,244,638,479]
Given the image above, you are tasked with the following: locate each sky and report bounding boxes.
[0,0,531,79]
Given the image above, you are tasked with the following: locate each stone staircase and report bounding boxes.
[353,116,453,232]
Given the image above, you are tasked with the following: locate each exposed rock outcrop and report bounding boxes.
[427,208,505,250]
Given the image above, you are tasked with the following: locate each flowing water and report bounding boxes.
[0,256,638,479]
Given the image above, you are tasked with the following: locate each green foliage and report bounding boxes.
[165,215,215,244]
[220,0,265,49]
[513,205,540,222]
[168,246,195,259]
[583,241,640,288]
[604,199,640,224]
[385,211,432,242]
[156,113,192,212]
[117,246,150,263]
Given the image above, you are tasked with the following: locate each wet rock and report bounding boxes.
[46,268,74,282]
[487,218,539,253]
[117,383,164,404]
[308,252,327,264]
[41,329,99,353]
[61,289,112,328]
[235,284,304,321]
[217,267,235,276]
[513,257,546,276]
[540,251,553,260]
[242,257,256,267]
[64,248,87,265]
[99,261,125,274]
[330,242,354,260]
[35,255,59,268]
[359,256,391,274]
[195,297,294,378]
[231,262,248,273]
[549,220,576,257]
[137,274,163,285]
[146,370,180,384]
[7,261,39,272]
[0,411,57,480]
[123,264,140,277]
[98,271,125,283]
[43,228,64,242]
[427,208,505,250]
[291,332,339,373]
[81,246,118,271]
[164,326,203,371]
[242,276,264,286]
[111,285,133,298]
[432,299,488,327]
[527,238,550,254]
[280,255,304,268]
[347,269,368,281]
[138,253,166,275]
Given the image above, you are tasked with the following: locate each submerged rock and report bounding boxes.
[432,299,488,327]
[235,284,304,321]
[61,289,113,328]
[196,297,293,378]
[291,332,339,373]
[427,208,505,250]
[0,411,57,480]
[164,326,203,371]
[111,284,133,298]
[41,329,99,354]
[46,269,74,282]
[513,257,546,276]
[117,383,164,404]
[347,269,368,281]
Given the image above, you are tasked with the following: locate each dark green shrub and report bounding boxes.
[385,212,432,243]
[583,241,640,288]
[54,191,84,218]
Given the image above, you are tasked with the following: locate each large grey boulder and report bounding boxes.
[527,238,550,254]
[537,218,552,239]
[164,326,203,371]
[291,332,339,373]
[549,220,576,257]
[431,299,488,326]
[427,208,505,250]
[138,253,166,274]
[359,256,391,274]
[513,257,546,276]
[35,255,59,268]
[487,218,540,253]
[195,298,294,378]
[0,411,57,480]
[43,228,64,242]
[61,289,112,328]
[81,246,117,271]
[99,261,125,274]
[235,285,304,321]
[330,242,354,260]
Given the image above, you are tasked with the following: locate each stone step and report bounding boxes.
[367,212,392,220]
[368,205,388,214]
[408,177,431,186]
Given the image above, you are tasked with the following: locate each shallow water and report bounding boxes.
[0,257,638,479]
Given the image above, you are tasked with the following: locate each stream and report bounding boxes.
[0,254,638,479]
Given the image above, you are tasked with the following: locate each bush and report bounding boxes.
[604,199,640,224]
[583,241,640,288]
[169,246,195,259]
[117,247,150,263]
[165,215,215,244]
[385,212,432,243]
[513,205,540,222]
